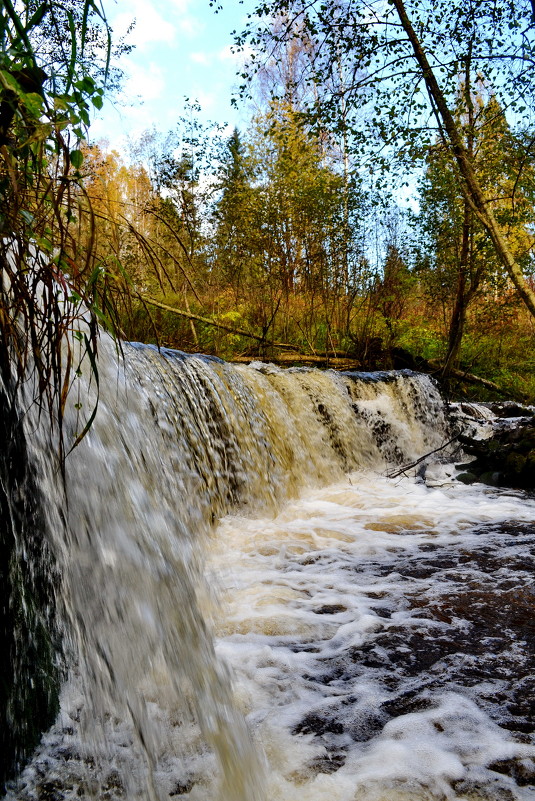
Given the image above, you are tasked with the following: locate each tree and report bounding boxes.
[372,210,415,349]
[240,101,368,349]
[79,143,153,285]
[26,0,131,90]
[418,91,535,371]
[236,0,535,322]
[211,128,262,299]
[0,1,118,787]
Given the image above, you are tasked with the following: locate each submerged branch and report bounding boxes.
[385,434,460,479]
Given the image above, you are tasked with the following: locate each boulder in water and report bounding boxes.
[458,417,535,489]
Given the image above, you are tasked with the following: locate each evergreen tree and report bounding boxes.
[212,128,261,297]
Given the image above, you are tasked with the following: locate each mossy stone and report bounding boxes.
[457,472,478,484]
[504,452,527,475]
[479,471,502,486]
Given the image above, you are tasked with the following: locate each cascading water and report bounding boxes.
[3,338,535,800]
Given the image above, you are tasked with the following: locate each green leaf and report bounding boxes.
[24,3,48,33]
[0,69,23,95]
[65,11,77,93]
[70,149,84,169]
[75,76,96,94]
[21,91,44,115]
[53,96,69,111]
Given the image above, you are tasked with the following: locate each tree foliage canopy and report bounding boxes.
[233,0,535,320]
[237,0,535,155]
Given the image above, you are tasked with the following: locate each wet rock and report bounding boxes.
[0,381,61,790]
[170,777,195,795]
[37,781,65,801]
[306,751,346,775]
[488,757,535,786]
[451,778,517,800]
[479,471,503,487]
[293,713,344,736]
[380,691,433,719]
[486,402,535,419]
[458,419,535,489]
[457,471,478,484]
[101,770,125,798]
[314,604,347,615]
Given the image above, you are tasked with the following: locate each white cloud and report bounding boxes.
[92,0,246,146]
[218,44,236,61]
[123,60,166,102]
[194,90,216,111]
[89,102,153,156]
[112,0,176,49]
[191,51,211,65]
[178,15,203,37]
[168,0,192,11]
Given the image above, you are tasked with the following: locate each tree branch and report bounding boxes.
[140,295,299,350]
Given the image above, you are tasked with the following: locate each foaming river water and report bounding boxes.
[3,344,535,800]
[211,474,535,801]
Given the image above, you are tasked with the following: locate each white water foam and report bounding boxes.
[210,474,535,801]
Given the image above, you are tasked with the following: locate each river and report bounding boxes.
[3,343,534,800]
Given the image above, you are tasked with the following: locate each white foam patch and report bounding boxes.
[208,473,535,800]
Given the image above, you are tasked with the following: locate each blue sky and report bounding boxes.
[91,0,252,151]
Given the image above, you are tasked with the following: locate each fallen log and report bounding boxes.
[133,306,525,396]
[141,296,299,350]
[141,297,358,364]
[427,359,505,393]
[230,353,361,369]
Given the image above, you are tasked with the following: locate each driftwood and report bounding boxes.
[385,435,460,479]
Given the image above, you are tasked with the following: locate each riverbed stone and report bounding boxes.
[458,419,535,490]
[456,471,478,484]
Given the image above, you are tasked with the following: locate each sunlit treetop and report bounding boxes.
[233,0,535,167]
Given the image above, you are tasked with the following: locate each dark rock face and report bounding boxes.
[390,347,430,372]
[485,402,535,419]
[458,417,535,489]
[0,379,61,791]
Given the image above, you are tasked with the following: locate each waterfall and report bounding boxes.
[0,338,463,800]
